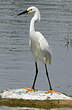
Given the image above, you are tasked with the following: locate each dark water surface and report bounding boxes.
[0,0,72,109]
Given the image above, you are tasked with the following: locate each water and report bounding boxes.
[0,107,72,110]
[0,0,72,109]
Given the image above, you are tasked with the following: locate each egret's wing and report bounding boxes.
[30,31,52,64]
[35,32,49,50]
[36,32,52,64]
[30,31,51,53]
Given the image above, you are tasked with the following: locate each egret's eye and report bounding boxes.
[28,9,32,12]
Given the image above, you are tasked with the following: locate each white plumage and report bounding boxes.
[29,31,51,64]
[28,6,51,64]
[18,6,52,90]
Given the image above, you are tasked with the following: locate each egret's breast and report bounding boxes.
[31,39,40,56]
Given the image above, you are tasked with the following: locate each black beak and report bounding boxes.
[17,10,28,16]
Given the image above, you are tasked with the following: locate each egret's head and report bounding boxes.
[17,6,40,21]
[27,6,39,13]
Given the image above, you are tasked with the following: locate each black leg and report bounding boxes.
[45,64,52,90]
[32,62,38,89]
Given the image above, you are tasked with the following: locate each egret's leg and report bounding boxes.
[32,62,38,89]
[45,64,52,90]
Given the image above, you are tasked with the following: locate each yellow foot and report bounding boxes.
[45,90,60,94]
[24,88,38,93]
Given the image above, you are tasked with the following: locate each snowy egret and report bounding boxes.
[18,6,52,90]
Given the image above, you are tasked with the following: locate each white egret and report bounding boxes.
[18,6,52,90]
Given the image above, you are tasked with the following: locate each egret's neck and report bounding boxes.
[30,17,35,33]
[30,11,40,33]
